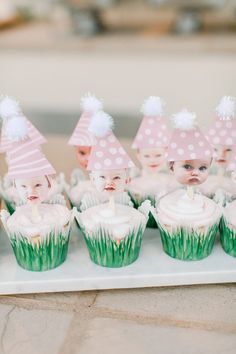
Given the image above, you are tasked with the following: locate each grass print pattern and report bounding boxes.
[9,230,70,271]
[220,217,236,257]
[157,222,219,261]
[129,193,157,229]
[81,225,144,267]
[4,199,16,215]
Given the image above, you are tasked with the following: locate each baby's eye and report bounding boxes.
[99,176,105,179]
[144,155,150,158]
[226,149,232,152]
[155,154,161,157]
[21,185,27,188]
[35,184,42,188]
[113,176,121,181]
[183,164,193,171]
[199,166,207,172]
[78,151,86,156]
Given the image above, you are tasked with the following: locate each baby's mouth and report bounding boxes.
[149,164,158,168]
[104,186,116,192]
[189,177,200,184]
[216,159,226,164]
[27,196,39,201]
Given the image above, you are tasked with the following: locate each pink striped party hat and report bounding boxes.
[206,96,236,147]
[87,111,134,171]
[7,139,56,180]
[167,109,213,162]
[132,96,170,149]
[0,96,46,153]
[68,93,103,147]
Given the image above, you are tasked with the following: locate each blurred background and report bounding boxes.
[1,0,236,140]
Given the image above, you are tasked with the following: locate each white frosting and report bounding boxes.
[128,173,170,198]
[157,189,222,228]
[7,204,71,239]
[199,175,236,197]
[79,203,146,240]
[224,200,236,227]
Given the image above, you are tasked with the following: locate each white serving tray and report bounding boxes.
[0,224,236,295]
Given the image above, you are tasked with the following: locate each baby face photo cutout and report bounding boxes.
[76,145,92,170]
[169,158,211,186]
[90,169,129,195]
[213,145,232,168]
[167,109,213,187]
[137,147,167,174]
[15,176,51,205]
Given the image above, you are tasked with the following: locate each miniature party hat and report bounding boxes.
[132,96,170,149]
[0,96,46,153]
[87,111,134,171]
[167,109,213,161]
[68,93,103,147]
[207,96,236,146]
[5,114,55,180]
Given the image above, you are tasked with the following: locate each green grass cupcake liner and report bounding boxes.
[157,222,219,261]
[220,217,236,257]
[129,193,157,229]
[9,229,71,271]
[3,199,16,215]
[80,225,144,268]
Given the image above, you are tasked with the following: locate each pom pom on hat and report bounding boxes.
[172,109,196,131]
[141,96,165,117]
[5,116,28,142]
[0,96,22,120]
[216,96,235,120]
[81,93,103,113]
[88,111,114,138]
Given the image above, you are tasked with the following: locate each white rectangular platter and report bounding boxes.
[0,224,236,295]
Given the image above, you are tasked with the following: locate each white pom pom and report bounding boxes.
[141,96,165,117]
[0,96,22,120]
[216,96,235,120]
[5,116,28,142]
[88,111,114,138]
[81,93,103,113]
[172,109,196,130]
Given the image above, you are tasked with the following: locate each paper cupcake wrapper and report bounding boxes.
[1,208,75,271]
[157,222,219,261]
[220,217,236,258]
[128,192,157,229]
[3,198,16,215]
[80,224,145,268]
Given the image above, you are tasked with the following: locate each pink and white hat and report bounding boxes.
[206,96,236,147]
[7,139,56,180]
[132,96,170,149]
[68,93,103,147]
[167,109,213,162]
[0,96,46,153]
[87,111,134,171]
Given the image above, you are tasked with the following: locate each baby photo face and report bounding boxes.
[137,147,166,173]
[76,146,92,170]
[15,176,51,204]
[169,158,212,186]
[90,169,129,195]
[213,144,232,168]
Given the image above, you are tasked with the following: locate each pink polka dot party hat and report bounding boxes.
[0,96,46,153]
[68,93,103,147]
[167,109,213,161]
[206,96,236,147]
[87,111,134,171]
[132,96,170,149]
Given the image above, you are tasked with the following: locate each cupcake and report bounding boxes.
[220,146,236,257]
[75,111,148,267]
[149,109,222,260]
[127,96,171,228]
[0,114,74,271]
[66,93,103,209]
[199,96,236,203]
[0,97,65,213]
